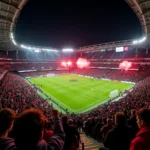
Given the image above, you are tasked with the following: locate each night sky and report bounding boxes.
[15,0,142,49]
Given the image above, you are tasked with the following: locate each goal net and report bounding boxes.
[109,90,119,98]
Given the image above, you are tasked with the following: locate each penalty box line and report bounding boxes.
[74,97,109,114]
[75,83,117,113]
[75,89,113,113]
[81,82,113,95]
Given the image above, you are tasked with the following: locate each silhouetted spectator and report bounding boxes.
[13,109,64,150]
[128,109,139,136]
[130,108,150,150]
[68,119,74,126]
[101,118,112,140]
[104,112,133,150]
[43,120,54,142]
[62,116,80,150]
[0,108,16,150]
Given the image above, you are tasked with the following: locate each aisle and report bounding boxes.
[79,133,104,150]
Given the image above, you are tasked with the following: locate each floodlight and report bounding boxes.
[35,49,40,53]
[12,39,17,46]
[10,33,13,39]
[42,49,59,52]
[62,48,74,52]
[133,40,138,44]
[21,44,26,48]
[27,47,32,50]
[132,36,147,44]
[139,37,146,43]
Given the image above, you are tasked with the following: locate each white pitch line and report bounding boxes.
[81,83,112,95]
[81,94,97,101]
[74,97,109,113]
[41,89,75,112]
[75,88,113,113]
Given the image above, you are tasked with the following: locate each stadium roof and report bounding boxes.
[0,0,149,52]
[77,0,150,52]
[126,0,150,35]
[0,0,28,51]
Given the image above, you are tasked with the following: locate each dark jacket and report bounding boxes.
[104,124,133,150]
[101,124,112,140]
[0,137,16,150]
[127,116,139,136]
[130,127,150,150]
[62,122,80,150]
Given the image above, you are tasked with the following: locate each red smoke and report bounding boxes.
[76,58,90,68]
[119,61,132,71]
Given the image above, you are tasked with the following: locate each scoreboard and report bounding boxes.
[116,46,129,52]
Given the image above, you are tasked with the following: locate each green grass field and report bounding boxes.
[28,74,134,114]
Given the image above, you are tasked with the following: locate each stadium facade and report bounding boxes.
[0,1,149,73]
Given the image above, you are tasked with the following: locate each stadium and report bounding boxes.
[0,0,150,150]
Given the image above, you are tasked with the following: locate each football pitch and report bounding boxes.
[28,74,134,114]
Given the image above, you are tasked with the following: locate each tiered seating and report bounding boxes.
[9,62,57,71]
[81,76,150,143]
[8,51,17,59]
[0,73,52,114]
[17,50,27,59]
[72,65,150,82]
[112,51,125,59]
[0,67,6,74]
[0,51,7,58]
[102,51,114,59]
[20,70,68,77]
[0,66,150,149]
[121,49,136,59]
[26,51,38,60]
[80,48,150,60]
[136,49,146,58]
[104,70,137,81]
[37,51,46,60]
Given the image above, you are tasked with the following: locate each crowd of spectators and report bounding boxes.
[20,70,68,78]
[0,107,81,150]
[72,65,150,82]
[0,71,81,150]
[1,67,150,149]
[0,68,7,77]
[0,72,52,115]
[9,63,57,71]
[78,75,150,147]
[81,48,150,60]
[0,108,65,150]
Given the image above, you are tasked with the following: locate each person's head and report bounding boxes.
[131,109,136,117]
[14,109,46,149]
[68,119,73,126]
[0,108,16,137]
[115,112,126,125]
[62,115,68,123]
[136,108,150,129]
[107,118,112,126]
